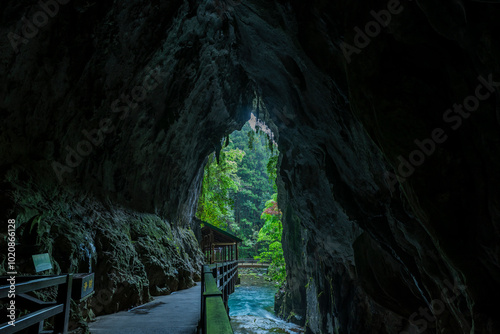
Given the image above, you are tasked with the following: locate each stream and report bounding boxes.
[228,269,304,334]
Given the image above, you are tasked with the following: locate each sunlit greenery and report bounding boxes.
[196,149,244,229]
[196,115,285,284]
[255,193,286,284]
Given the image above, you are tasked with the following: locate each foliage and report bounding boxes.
[196,149,244,229]
[267,155,278,192]
[196,114,284,280]
[255,193,286,285]
[226,122,277,257]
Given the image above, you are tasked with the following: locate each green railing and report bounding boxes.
[0,274,73,334]
[201,261,238,334]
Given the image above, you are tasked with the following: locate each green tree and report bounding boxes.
[196,149,244,229]
[255,193,286,285]
[196,115,279,259]
[226,122,275,257]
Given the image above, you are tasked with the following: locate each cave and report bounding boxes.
[1,0,500,333]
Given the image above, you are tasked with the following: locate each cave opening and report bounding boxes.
[196,112,281,262]
[2,0,500,333]
[196,111,298,332]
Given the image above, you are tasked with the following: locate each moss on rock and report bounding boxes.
[0,174,203,332]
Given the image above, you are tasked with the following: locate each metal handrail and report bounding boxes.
[201,262,237,334]
[0,274,73,334]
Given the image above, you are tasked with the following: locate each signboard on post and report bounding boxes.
[72,273,95,301]
[32,253,53,273]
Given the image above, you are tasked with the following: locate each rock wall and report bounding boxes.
[1,0,500,333]
[265,1,500,333]
[0,172,203,329]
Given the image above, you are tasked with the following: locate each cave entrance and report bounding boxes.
[196,113,281,269]
[196,112,294,332]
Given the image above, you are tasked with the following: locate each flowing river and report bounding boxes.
[228,269,304,334]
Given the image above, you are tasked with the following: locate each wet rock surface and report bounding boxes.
[1,0,500,333]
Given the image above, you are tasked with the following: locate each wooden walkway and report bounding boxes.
[237,260,270,268]
[89,283,201,334]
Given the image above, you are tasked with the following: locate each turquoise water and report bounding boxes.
[228,284,277,318]
[228,272,303,334]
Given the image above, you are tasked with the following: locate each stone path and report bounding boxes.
[89,283,201,334]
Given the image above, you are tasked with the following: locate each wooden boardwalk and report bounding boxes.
[89,283,201,334]
[237,260,270,268]
[89,221,242,334]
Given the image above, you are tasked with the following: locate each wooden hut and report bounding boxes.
[200,222,242,264]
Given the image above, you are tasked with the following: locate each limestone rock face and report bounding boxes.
[1,0,500,333]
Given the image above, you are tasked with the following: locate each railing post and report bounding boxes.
[54,274,72,334]
[200,264,205,334]
[26,320,44,334]
[225,263,228,313]
[223,262,227,311]
[230,262,234,294]
[215,263,218,287]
